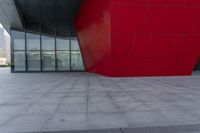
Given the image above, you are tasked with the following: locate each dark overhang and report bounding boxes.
[14,0,83,37]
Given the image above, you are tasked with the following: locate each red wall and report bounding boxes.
[76,0,112,76]
[76,0,200,77]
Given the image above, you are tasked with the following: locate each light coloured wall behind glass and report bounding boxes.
[42,51,55,71]
[71,37,84,70]
[71,37,80,50]
[13,31,25,50]
[56,38,70,50]
[27,51,41,71]
[71,51,84,70]
[57,51,70,71]
[27,33,40,50]
[42,36,55,50]
[14,51,26,71]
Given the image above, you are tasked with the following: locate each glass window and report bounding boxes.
[27,33,40,50]
[70,37,84,70]
[71,51,84,71]
[42,51,55,71]
[42,36,55,50]
[11,30,85,72]
[71,37,80,51]
[27,51,41,71]
[56,51,70,71]
[14,51,26,71]
[56,38,70,50]
[12,31,25,50]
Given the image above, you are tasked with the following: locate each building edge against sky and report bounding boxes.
[0,0,200,76]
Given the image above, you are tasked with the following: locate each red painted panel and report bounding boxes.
[76,0,112,76]
[76,0,200,77]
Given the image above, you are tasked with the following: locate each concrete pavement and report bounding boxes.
[0,68,200,133]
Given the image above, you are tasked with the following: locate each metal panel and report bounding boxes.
[14,0,83,37]
[0,0,22,33]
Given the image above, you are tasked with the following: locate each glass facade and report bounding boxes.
[11,30,85,72]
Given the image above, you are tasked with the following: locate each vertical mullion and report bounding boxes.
[70,37,72,71]
[10,30,14,72]
[55,37,57,72]
[25,31,27,72]
[70,22,72,72]
[39,0,42,72]
[55,0,57,72]
[40,34,42,72]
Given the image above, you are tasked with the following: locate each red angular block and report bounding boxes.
[76,0,200,77]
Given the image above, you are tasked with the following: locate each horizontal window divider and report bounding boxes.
[71,50,81,51]
[41,50,56,51]
[12,50,26,52]
[26,50,41,51]
[56,50,70,51]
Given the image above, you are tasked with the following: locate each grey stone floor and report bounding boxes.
[0,68,200,133]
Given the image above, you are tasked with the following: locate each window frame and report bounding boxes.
[11,29,85,73]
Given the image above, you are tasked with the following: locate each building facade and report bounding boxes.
[1,0,200,76]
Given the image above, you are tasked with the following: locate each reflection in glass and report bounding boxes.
[12,31,25,50]
[42,36,55,50]
[71,37,80,50]
[42,51,55,71]
[14,51,26,71]
[70,37,84,70]
[71,51,84,70]
[56,38,70,50]
[27,33,40,50]
[27,51,41,71]
[56,51,70,71]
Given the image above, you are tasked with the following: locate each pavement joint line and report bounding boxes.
[39,76,81,132]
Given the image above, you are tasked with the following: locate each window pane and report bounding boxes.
[27,51,41,71]
[12,31,25,50]
[71,51,84,70]
[71,37,80,51]
[56,38,69,50]
[42,36,55,50]
[42,51,55,71]
[14,51,26,71]
[27,33,40,50]
[56,51,70,71]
